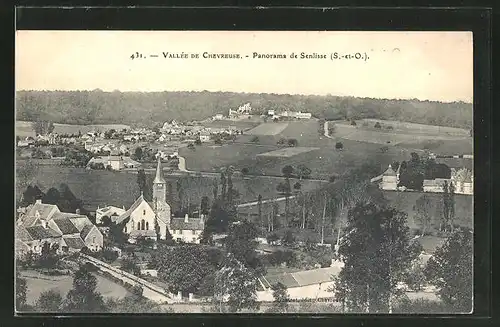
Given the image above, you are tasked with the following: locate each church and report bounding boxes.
[114,157,205,244]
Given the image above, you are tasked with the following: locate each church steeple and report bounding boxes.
[153,156,166,184]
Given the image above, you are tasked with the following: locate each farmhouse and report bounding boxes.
[422,168,473,195]
[87,156,141,170]
[16,200,103,255]
[370,164,401,191]
[95,205,127,224]
[113,157,205,244]
[256,262,343,301]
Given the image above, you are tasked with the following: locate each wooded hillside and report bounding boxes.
[16,90,472,129]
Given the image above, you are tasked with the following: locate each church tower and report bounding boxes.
[153,156,171,238]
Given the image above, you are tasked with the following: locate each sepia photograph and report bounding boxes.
[15,30,473,314]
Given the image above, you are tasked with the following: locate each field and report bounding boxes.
[16,120,131,138]
[16,163,326,211]
[20,269,131,305]
[257,147,319,158]
[247,123,289,135]
[200,120,260,130]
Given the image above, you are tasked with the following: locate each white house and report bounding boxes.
[256,264,343,301]
[95,206,127,224]
[199,133,210,143]
[370,164,401,191]
[170,214,205,244]
[213,114,224,120]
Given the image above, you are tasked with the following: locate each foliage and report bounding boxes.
[150,245,218,295]
[404,262,426,292]
[120,257,141,276]
[413,195,433,236]
[394,298,450,314]
[269,282,290,313]
[36,289,63,312]
[266,232,279,245]
[442,181,456,232]
[213,253,260,313]
[19,184,44,207]
[296,164,311,180]
[335,142,344,150]
[250,136,260,143]
[287,138,298,147]
[37,242,61,269]
[293,182,302,191]
[424,228,472,312]
[374,122,382,129]
[17,90,473,129]
[281,230,296,247]
[282,165,294,178]
[61,148,93,168]
[17,159,40,203]
[137,169,147,196]
[334,202,422,313]
[265,250,297,266]
[16,273,28,311]
[225,220,264,274]
[32,120,54,135]
[63,265,107,312]
[276,181,292,195]
[204,199,237,236]
[105,295,165,313]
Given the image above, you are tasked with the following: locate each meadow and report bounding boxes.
[16,121,131,138]
[257,147,319,158]
[16,163,326,212]
[20,269,131,305]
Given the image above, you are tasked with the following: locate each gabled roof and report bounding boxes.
[25,225,61,240]
[260,266,342,290]
[63,237,86,249]
[16,226,33,242]
[20,203,60,227]
[80,224,95,240]
[170,218,204,231]
[52,218,80,235]
[382,165,397,177]
[115,194,151,224]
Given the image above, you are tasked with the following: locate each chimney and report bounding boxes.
[184,214,189,223]
[41,219,48,229]
[200,214,205,224]
[36,199,42,204]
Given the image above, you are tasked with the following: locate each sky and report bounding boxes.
[16,31,473,102]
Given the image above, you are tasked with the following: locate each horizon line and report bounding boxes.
[16,89,473,104]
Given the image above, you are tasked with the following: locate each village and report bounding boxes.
[15,98,474,314]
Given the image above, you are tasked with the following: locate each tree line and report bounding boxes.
[17,90,472,129]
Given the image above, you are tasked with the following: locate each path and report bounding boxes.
[80,254,176,304]
[237,195,297,208]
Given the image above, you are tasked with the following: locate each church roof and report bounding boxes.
[382,165,397,177]
[115,194,151,224]
[153,156,166,184]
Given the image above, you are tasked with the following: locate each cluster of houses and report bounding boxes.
[16,200,104,256]
[267,110,312,120]
[371,164,473,195]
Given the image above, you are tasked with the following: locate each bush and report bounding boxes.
[374,122,382,129]
[268,250,296,266]
[335,142,343,150]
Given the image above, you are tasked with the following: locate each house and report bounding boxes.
[199,133,210,143]
[16,200,103,255]
[95,205,127,224]
[213,114,224,120]
[267,110,275,116]
[370,164,401,191]
[294,112,312,119]
[256,265,343,301]
[170,214,205,244]
[113,157,205,244]
[87,155,140,171]
[422,167,473,195]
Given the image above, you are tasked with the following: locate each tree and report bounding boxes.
[282,165,294,178]
[32,120,54,135]
[404,263,426,292]
[269,282,290,313]
[293,182,302,191]
[241,167,249,175]
[213,253,260,313]
[106,295,166,313]
[36,289,63,312]
[38,242,60,269]
[277,138,287,146]
[334,203,421,313]
[201,196,210,215]
[250,136,259,143]
[424,228,472,312]
[137,169,147,196]
[16,273,27,311]
[266,232,279,245]
[287,138,298,147]
[225,220,263,273]
[413,195,432,236]
[296,164,311,180]
[351,119,357,126]
[17,159,40,204]
[194,138,202,145]
[150,245,217,295]
[335,142,344,150]
[133,147,143,161]
[281,229,295,247]
[64,265,107,312]
[120,257,141,276]
[257,194,263,229]
[374,122,382,129]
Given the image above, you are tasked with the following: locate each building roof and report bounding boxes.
[260,266,342,290]
[16,226,33,242]
[170,217,204,231]
[382,165,397,177]
[80,224,95,240]
[22,203,60,226]
[52,218,80,235]
[63,237,86,249]
[153,156,166,184]
[129,230,157,238]
[115,194,150,224]
[25,225,61,240]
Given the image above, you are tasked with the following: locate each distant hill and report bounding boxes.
[16,90,472,129]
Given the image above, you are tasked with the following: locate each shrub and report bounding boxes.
[374,122,382,129]
[335,142,343,150]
